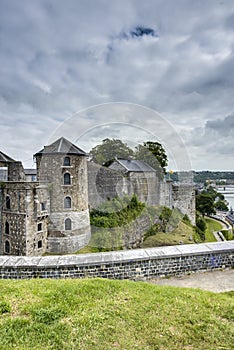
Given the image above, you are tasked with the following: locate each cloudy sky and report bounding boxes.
[0,0,234,171]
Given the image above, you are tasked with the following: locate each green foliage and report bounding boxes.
[135,141,168,176]
[182,214,191,226]
[202,186,219,200]
[0,300,11,314]
[89,138,134,166]
[90,195,145,251]
[143,207,190,242]
[89,139,168,177]
[142,221,195,247]
[195,212,207,242]
[1,278,233,350]
[220,229,234,241]
[193,171,234,183]
[214,200,229,211]
[90,195,145,228]
[196,193,216,216]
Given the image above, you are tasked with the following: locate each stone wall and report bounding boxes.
[88,162,124,208]
[172,183,196,225]
[0,241,233,280]
[35,153,91,253]
[0,182,49,256]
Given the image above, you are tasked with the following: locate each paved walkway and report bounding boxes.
[150,269,234,293]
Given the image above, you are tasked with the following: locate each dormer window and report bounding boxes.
[63,156,71,166]
[64,173,71,185]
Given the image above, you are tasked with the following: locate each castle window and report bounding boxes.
[5,221,10,235]
[64,196,71,209]
[37,223,42,231]
[41,203,46,211]
[6,195,11,209]
[63,156,71,166]
[65,218,72,230]
[38,240,42,249]
[5,240,10,254]
[64,173,71,185]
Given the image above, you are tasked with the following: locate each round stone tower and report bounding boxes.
[34,137,91,254]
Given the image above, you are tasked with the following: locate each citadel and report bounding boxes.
[0,137,195,256]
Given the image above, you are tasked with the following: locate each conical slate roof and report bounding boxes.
[0,151,16,162]
[34,137,87,156]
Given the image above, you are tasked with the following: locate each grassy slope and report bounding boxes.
[0,278,233,350]
[141,221,195,248]
[205,218,223,242]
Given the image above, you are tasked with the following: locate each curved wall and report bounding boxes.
[0,241,233,280]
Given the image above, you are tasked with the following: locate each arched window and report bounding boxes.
[64,196,72,209]
[6,195,11,209]
[65,218,72,230]
[64,173,71,185]
[63,156,71,166]
[5,221,10,235]
[5,240,10,254]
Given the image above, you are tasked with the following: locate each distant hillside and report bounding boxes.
[169,171,234,183]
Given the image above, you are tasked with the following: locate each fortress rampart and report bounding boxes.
[0,241,233,280]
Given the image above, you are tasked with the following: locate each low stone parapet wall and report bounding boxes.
[0,241,233,280]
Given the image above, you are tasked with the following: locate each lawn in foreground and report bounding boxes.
[0,278,233,350]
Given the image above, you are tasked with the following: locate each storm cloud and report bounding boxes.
[0,0,233,170]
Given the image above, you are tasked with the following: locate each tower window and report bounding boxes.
[38,240,42,249]
[63,156,71,166]
[5,221,10,235]
[37,223,42,231]
[64,173,71,185]
[41,203,46,211]
[64,196,71,209]
[6,195,11,209]
[65,218,72,230]
[5,240,10,254]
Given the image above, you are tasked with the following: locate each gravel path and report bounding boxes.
[149,269,234,293]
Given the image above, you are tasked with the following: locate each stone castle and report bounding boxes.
[0,137,195,256]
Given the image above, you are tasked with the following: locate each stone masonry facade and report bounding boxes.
[0,241,233,279]
[0,137,195,256]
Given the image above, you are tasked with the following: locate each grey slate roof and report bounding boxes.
[113,158,156,172]
[0,151,15,162]
[34,137,87,156]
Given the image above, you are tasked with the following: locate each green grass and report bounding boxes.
[204,218,223,242]
[141,221,195,248]
[0,278,233,350]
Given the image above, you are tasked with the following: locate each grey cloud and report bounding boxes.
[0,0,234,169]
[206,115,234,137]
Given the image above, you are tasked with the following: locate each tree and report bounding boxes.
[195,212,206,241]
[89,138,134,166]
[196,193,216,217]
[135,141,168,176]
[214,200,229,211]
